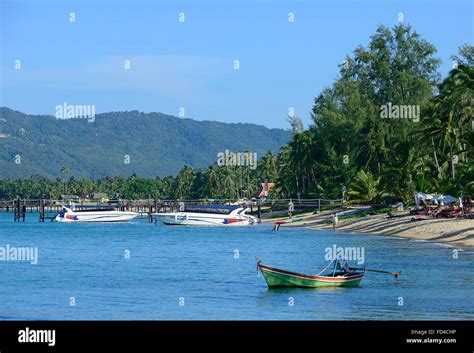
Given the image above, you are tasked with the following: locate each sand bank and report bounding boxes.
[263,210,474,250]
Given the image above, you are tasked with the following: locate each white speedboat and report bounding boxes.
[154,205,257,226]
[55,205,139,223]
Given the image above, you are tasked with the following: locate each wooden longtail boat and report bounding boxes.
[274,217,304,225]
[257,258,365,288]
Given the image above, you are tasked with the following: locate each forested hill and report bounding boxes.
[0,107,290,179]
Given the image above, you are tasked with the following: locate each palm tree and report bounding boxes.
[382,132,429,201]
[448,64,473,164]
[60,166,70,195]
[258,151,278,182]
[206,165,221,198]
[347,170,381,203]
[174,165,196,199]
[288,131,316,196]
[272,145,294,198]
[423,64,472,181]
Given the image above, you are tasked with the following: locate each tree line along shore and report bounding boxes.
[1,25,472,207]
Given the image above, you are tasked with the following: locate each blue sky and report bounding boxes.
[1,0,472,129]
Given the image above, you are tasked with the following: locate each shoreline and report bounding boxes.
[264,211,474,251]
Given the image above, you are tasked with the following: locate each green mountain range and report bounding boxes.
[0,107,290,179]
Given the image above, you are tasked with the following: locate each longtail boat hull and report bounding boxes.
[258,263,364,288]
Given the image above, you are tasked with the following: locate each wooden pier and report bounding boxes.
[0,198,342,222]
[0,198,237,223]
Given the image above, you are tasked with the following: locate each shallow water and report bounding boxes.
[0,214,472,320]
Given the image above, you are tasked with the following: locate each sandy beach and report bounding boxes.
[264,210,474,250]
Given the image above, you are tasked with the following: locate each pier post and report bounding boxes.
[22,199,26,222]
[14,199,17,222]
[39,199,45,222]
[15,197,20,222]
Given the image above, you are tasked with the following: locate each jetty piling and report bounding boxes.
[39,199,45,222]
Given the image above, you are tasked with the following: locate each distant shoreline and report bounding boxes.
[264,211,474,251]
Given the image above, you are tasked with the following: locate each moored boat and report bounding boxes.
[257,258,365,288]
[55,205,139,223]
[154,205,257,226]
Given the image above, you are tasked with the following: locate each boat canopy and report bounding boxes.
[70,205,115,212]
[184,205,241,215]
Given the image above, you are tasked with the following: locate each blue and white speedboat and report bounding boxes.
[154,205,256,226]
[55,205,139,223]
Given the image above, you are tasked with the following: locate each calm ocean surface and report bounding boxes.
[0,214,472,320]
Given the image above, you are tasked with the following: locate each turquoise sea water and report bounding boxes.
[0,214,472,320]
